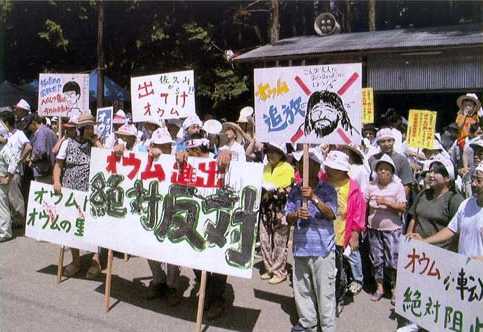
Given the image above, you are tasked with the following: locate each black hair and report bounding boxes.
[375,160,395,174]
[429,161,449,178]
[0,111,15,128]
[304,90,353,137]
[62,81,81,95]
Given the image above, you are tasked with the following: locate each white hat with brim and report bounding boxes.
[204,119,223,135]
[457,93,481,111]
[115,124,138,137]
[183,114,202,130]
[292,148,323,165]
[150,127,173,145]
[222,122,249,143]
[376,128,395,143]
[113,110,127,124]
[237,106,254,123]
[144,118,163,128]
[429,158,455,180]
[74,112,98,127]
[265,142,287,156]
[324,150,350,173]
[374,154,396,174]
[16,99,31,111]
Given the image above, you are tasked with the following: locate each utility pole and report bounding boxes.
[368,0,376,31]
[96,0,105,108]
[270,0,279,44]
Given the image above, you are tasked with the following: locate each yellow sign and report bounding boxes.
[406,109,437,149]
[362,88,374,124]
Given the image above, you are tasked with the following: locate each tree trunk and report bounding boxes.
[368,0,376,31]
[97,0,105,108]
[270,0,279,44]
[345,0,352,32]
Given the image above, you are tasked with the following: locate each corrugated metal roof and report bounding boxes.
[235,24,483,62]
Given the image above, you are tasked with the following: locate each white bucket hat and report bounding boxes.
[113,109,127,124]
[115,124,138,137]
[150,127,173,145]
[16,99,31,111]
[183,114,202,130]
[324,150,350,173]
[376,128,395,143]
[429,158,455,180]
[374,154,396,173]
[265,142,287,156]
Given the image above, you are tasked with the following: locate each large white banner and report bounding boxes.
[26,181,97,252]
[254,64,362,145]
[84,148,263,278]
[396,239,483,332]
[38,73,89,118]
[130,70,195,123]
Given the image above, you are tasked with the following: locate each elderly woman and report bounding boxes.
[260,143,294,284]
[52,113,103,279]
[366,155,406,302]
[407,159,465,252]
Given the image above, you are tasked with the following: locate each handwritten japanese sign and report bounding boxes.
[25,181,97,252]
[84,148,263,278]
[130,70,195,123]
[362,87,374,124]
[38,73,89,118]
[254,64,362,145]
[96,106,113,142]
[406,109,437,149]
[396,239,483,332]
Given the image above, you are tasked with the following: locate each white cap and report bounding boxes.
[429,157,455,180]
[324,150,350,172]
[115,124,138,137]
[374,154,396,173]
[292,148,324,164]
[376,128,395,143]
[16,99,31,111]
[113,110,127,124]
[183,114,202,130]
[265,142,287,156]
[150,127,173,145]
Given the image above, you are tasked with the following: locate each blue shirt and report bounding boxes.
[285,182,338,257]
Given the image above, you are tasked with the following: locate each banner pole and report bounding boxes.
[104,249,113,312]
[195,270,207,332]
[302,144,309,207]
[58,117,62,138]
[56,246,64,284]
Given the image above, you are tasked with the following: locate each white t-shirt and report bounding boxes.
[56,138,70,160]
[1,130,30,174]
[220,141,246,162]
[448,197,483,257]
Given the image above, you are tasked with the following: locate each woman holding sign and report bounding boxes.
[52,112,103,279]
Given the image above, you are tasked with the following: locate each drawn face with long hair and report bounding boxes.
[304,90,352,138]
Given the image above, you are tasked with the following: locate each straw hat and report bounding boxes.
[457,93,481,111]
[222,121,251,143]
[74,113,97,127]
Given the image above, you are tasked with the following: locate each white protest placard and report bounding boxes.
[26,181,97,252]
[130,70,195,123]
[84,148,263,278]
[395,238,483,332]
[96,106,114,141]
[38,73,89,118]
[254,64,362,145]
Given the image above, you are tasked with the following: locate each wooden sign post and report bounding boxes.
[104,249,113,312]
[194,270,208,332]
[56,246,64,283]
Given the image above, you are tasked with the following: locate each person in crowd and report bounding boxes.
[143,127,182,306]
[219,122,246,162]
[138,118,163,151]
[26,113,58,184]
[104,109,128,148]
[285,148,338,332]
[379,108,404,153]
[259,142,294,284]
[111,123,139,154]
[408,161,483,260]
[52,113,102,278]
[321,150,366,295]
[455,93,480,147]
[0,111,32,241]
[14,99,31,127]
[366,155,406,302]
[406,158,464,252]
[337,144,370,196]
[440,123,458,151]
[369,128,415,198]
[176,114,203,151]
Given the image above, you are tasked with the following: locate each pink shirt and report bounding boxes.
[366,181,406,231]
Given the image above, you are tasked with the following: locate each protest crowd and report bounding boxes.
[1,88,483,332]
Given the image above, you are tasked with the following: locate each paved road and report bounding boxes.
[0,233,397,332]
